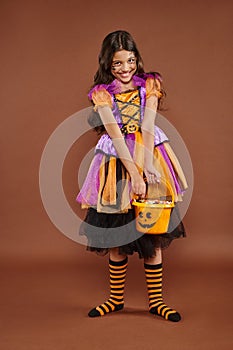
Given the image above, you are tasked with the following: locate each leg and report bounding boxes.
[110,247,127,261]
[144,247,162,265]
[144,248,181,322]
[88,248,128,317]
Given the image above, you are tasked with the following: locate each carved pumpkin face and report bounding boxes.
[134,203,172,234]
[138,210,157,229]
[126,123,139,133]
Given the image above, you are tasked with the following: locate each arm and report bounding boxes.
[97,105,146,196]
[141,82,161,183]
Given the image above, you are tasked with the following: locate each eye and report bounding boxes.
[146,212,152,219]
[128,57,136,64]
[112,61,121,68]
[139,211,143,218]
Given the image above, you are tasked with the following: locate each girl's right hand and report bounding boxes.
[144,164,161,184]
[130,172,146,198]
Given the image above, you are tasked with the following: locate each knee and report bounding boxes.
[144,248,162,265]
[110,248,127,261]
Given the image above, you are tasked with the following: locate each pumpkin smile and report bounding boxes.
[138,221,157,229]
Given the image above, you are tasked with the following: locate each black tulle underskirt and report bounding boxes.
[79,206,186,259]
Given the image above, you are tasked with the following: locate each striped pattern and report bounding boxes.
[88,257,128,317]
[144,263,181,322]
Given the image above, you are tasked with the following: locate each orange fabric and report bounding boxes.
[133,131,144,174]
[101,157,116,206]
[146,77,162,98]
[89,84,186,213]
[92,88,113,111]
[147,146,178,202]
[115,90,141,125]
[97,155,131,213]
[98,157,116,207]
[163,142,188,191]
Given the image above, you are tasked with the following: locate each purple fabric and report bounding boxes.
[76,141,182,206]
[154,126,169,145]
[88,73,158,101]
[139,81,146,121]
[95,133,137,157]
[112,97,122,124]
[95,134,118,156]
[92,79,169,157]
[132,75,147,87]
[133,73,163,85]
[125,133,136,157]
[76,153,103,205]
[77,74,181,206]
[94,126,168,157]
[157,144,182,194]
[88,80,122,100]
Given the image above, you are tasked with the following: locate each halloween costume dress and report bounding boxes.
[76,74,187,258]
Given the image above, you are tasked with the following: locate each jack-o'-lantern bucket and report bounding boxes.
[132,179,175,234]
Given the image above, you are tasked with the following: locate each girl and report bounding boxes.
[77,30,188,322]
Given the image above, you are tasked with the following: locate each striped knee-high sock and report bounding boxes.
[88,257,128,317]
[144,262,181,322]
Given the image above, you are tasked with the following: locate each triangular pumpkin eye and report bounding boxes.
[146,212,152,219]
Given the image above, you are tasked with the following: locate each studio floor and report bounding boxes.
[1,256,232,350]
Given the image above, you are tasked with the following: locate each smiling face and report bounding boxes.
[134,203,172,234]
[111,50,137,89]
[138,210,157,229]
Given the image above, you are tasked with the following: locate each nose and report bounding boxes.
[121,62,129,72]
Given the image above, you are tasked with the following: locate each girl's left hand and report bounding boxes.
[144,164,161,184]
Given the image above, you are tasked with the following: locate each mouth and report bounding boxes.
[119,72,131,78]
[138,221,157,229]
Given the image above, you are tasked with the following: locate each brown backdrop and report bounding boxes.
[1,0,232,349]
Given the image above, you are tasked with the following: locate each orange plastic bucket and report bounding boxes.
[132,179,175,234]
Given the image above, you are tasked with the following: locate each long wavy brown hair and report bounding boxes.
[88,30,166,132]
[93,30,144,86]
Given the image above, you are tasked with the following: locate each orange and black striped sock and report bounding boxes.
[144,262,181,322]
[88,257,128,317]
